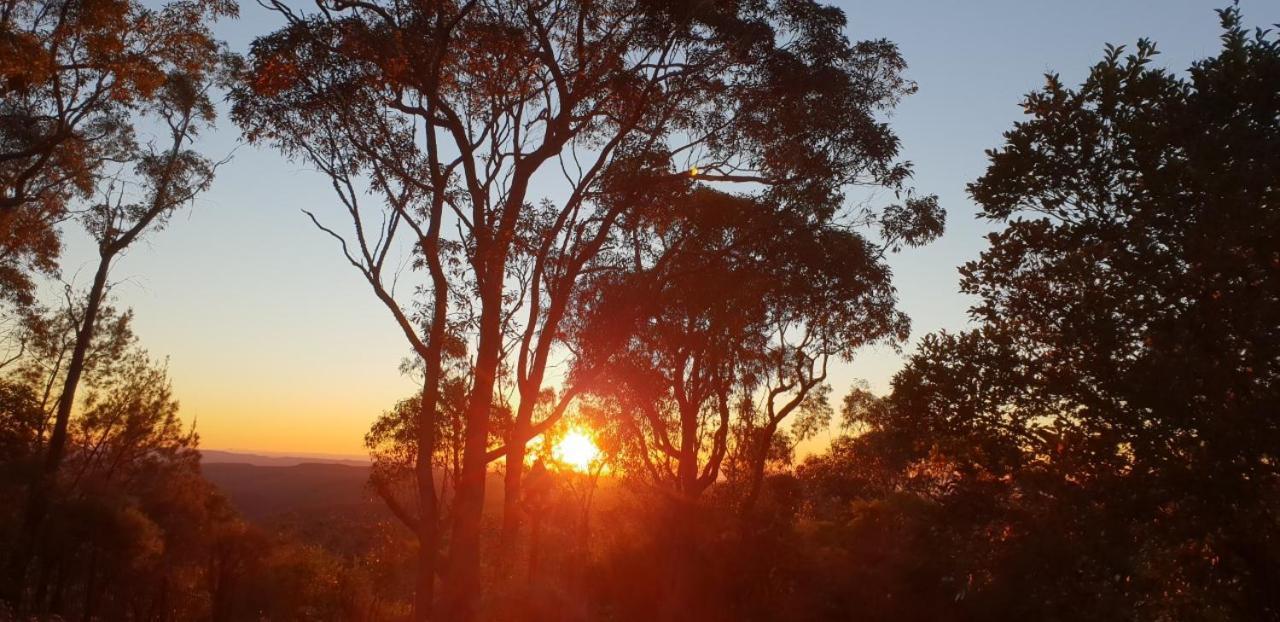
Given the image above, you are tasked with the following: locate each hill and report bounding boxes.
[201,460,395,556]
[200,448,368,467]
[200,461,375,521]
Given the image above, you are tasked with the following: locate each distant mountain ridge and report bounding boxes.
[198,449,376,534]
[201,461,376,523]
[200,448,369,467]
[200,451,504,529]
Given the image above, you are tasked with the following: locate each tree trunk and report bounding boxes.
[526,507,544,585]
[661,496,699,622]
[677,402,700,496]
[81,548,100,622]
[48,554,66,617]
[29,553,51,614]
[502,286,573,554]
[413,374,442,621]
[740,421,779,517]
[500,419,529,555]
[5,251,112,607]
[410,185,449,620]
[440,406,490,621]
[439,273,504,621]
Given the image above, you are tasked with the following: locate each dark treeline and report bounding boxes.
[2,0,1278,620]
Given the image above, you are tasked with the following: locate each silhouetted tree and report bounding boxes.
[233,1,935,617]
[0,0,236,306]
[6,39,232,602]
[2,312,209,618]
[847,7,1280,618]
[571,185,938,620]
[1,303,386,620]
[363,345,475,581]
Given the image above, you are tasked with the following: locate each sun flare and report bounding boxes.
[554,429,601,472]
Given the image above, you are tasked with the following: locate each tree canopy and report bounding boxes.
[0,0,235,304]
[4,2,1278,621]
[233,0,938,617]
[847,7,1280,618]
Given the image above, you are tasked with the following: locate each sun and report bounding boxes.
[553,429,601,472]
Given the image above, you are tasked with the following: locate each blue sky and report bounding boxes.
[54,0,1280,455]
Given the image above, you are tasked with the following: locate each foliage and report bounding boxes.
[838,7,1280,619]
[233,0,938,616]
[0,0,236,304]
[7,2,1277,621]
[574,183,934,506]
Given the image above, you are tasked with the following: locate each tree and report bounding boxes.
[569,187,937,620]
[1,303,373,620]
[729,191,941,516]
[576,185,938,502]
[855,7,1280,618]
[233,0,934,617]
[5,24,232,602]
[0,0,236,305]
[363,346,473,614]
[2,315,206,618]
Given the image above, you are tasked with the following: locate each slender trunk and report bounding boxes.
[29,553,51,614]
[81,548,100,622]
[502,343,575,562]
[413,516,439,621]
[740,421,779,517]
[661,496,699,622]
[526,508,543,585]
[406,168,449,622]
[660,405,703,620]
[413,371,442,621]
[503,280,573,552]
[210,556,228,622]
[5,251,111,606]
[48,554,65,616]
[677,402,699,496]
[500,418,529,552]
[149,574,169,622]
[413,185,449,620]
[568,473,600,622]
[440,273,504,621]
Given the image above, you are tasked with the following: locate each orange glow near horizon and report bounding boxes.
[553,429,601,472]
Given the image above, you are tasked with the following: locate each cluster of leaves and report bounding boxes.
[0,0,235,304]
[572,185,930,499]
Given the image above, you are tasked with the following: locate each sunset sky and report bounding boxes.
[52,0,1280,457]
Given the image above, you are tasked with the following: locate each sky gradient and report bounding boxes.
[54,0,1280,457]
